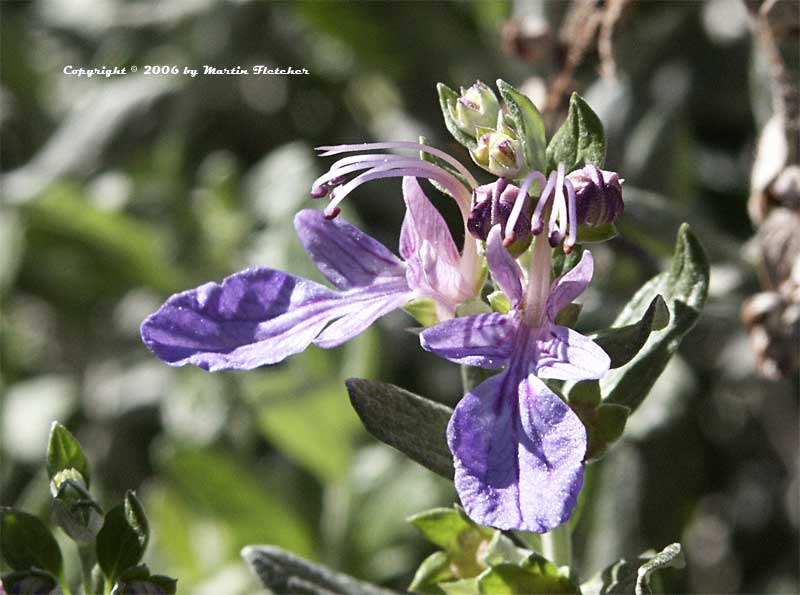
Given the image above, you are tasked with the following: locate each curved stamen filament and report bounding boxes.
[505,170,547,244]
[531,171,558,235]
[324,162,473,219]
[316,142,479,190]
[564,178,578,252]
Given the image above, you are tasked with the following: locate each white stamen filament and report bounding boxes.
[565,178,578,250]
[531,171,558,234]
[506,171,547,242]
[316,142,479,189]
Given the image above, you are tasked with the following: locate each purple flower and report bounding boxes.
[141,177,476,371]
[420,226,610,532]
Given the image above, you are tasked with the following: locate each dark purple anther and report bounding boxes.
[566,164,624,226]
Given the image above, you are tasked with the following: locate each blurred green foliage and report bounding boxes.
[1,1,797,594]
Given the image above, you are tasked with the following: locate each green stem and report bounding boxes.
[77,545,96,595]
[541,522,572,572]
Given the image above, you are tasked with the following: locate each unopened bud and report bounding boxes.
[449,81,501,137]
[468,180,532,254]
[566,164,624,226]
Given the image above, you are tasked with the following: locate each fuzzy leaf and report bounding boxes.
[546,93,606,173]
[0,508,63,577]
[592,295,669,369]
[346,378,454,479]
[601,224,708,411]
[496,79,547,173]
[581,543,684,595]
[47,422,91,489]
[242,545,400,595]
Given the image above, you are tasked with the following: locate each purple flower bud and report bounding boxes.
[566,164,624,226]
[468,179,532,245]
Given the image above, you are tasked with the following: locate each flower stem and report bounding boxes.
[541,522,573,572]
[78,545,96,595]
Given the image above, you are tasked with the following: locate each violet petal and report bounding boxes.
[447,368,586,532]
[535,325,610,381]
[399,177,461,267]
[419,312,517,369]
[295,209,405,290]
[486,225,524,307]
[546,250,594,320]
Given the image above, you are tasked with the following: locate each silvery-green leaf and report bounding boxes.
[601,224,709,411]
[440,577,481,595]
[581,543,684,595]
[546,93,606,173]
[242,545,400,595]
[592,296,669,369]
[496,79,547,173]
[346,378,454,480]
[635,543,684,595]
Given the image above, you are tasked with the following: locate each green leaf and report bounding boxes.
[477,553,579,595]
[601,224,709,411]
[0,569,60,595]
[479,531,527,567]
[487,291,510,314]
[409,551,454,595]
[581,543,684,595]
[496,79,547,173]
[437,83,478,149]
[96,492,149,583]
[163,447,314,558]
[47,422,91,489]
[112,564,178,595]
[551,244,584,280]
[255,381,361,482]
[440,577,481,595]
[546,93,606,173]
[0,508,62,576]
[577,223,617,244]
[592,295,669,369]
[408,507,492,577]
[346,378,454,480]
[554,303,582,328]
[242,545,400,595]
[405,297,441,327]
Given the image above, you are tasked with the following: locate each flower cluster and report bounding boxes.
[141,80,624,533]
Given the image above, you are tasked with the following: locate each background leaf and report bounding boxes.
[242,545,400,595]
